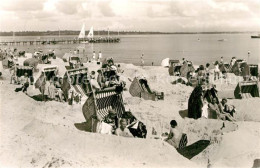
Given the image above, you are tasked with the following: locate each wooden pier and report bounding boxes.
[0,37,120,46]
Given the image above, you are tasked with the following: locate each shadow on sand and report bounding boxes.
[179,109,188,118]
[74,122,91,132]
[30,94,44,101]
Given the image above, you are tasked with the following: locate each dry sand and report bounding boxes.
[0,59,260,168]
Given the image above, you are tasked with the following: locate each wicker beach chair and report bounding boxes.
[234,81,259,99]
[62,67,90,100]
[129,77,164,101]
[82,86,125,132]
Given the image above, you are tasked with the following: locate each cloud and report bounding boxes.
[98,1,115,17]
[55,0,81,15]
[0,0,46,11]
[0,0,260,31]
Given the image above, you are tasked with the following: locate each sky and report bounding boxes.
[0,0,259,32]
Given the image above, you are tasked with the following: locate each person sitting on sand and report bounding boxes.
[15,73,30,94]
[115,119,133,138]
[105,75,120,88]
[220,98,236,117]
[103,109,118,132]
[208,98,236,122]
[164,120,184,149]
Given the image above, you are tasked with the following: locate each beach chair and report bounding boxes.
[129,77,164,101]
[15,66,34,84]
[35,66,58,89]
[82,86,125,132]
[168,60,181,76]
[249,64,258,77]
[62,67,90,100]
[234,81,259,99]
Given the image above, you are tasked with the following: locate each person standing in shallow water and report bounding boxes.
[141,54,144,67]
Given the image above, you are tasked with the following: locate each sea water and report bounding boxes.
[0,34,259,66]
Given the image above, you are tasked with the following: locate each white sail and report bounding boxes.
[87,26,94,38]
[78,24,85,39]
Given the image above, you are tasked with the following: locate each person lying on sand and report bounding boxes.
[208,98,236,122]
[115,119,133,138]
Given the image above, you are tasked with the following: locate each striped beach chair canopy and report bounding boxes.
[234,81,259,99]
[62,67,89,99]
[82,86,125,123]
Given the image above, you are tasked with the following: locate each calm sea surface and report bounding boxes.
[0,34,259,66]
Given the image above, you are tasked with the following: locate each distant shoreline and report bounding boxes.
[0,31,259,36]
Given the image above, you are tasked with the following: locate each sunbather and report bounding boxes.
[220,98,236,117]
[115,118,133,138]
[208,98,236,122]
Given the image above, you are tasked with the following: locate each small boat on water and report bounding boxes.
[251,34,260,38]
[218,39,227,42]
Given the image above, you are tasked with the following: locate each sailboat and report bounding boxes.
[78,24,88,44]
[87,26,94,39]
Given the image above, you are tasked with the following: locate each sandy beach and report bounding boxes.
[0,57,260,168]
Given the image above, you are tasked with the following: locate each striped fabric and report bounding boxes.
[72,85,87,99]
[95,91,125,120]
[179,133,188,149]
[241,93,252,98]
